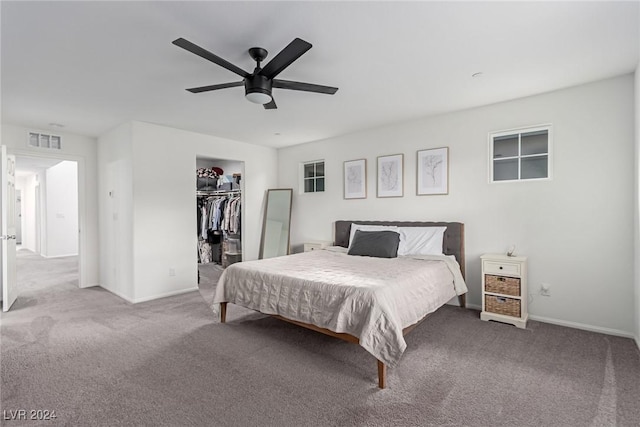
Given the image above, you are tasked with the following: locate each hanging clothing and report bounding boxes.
[197,192,241,265]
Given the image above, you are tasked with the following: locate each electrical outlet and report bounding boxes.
[169,268,176,277]
[540,283,551,297]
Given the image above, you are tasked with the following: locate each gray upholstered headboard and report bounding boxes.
[334,220,465,279]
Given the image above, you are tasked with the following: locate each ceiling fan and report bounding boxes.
[172,37,338,109]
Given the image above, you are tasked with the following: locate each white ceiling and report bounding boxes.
[1,1,638,149]
[14,156,63,178]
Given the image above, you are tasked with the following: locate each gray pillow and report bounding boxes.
[347,230,400,258]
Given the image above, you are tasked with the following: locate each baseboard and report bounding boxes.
[79,282,99,289]
[460,303,635,340]
[131,287,199,304]
[527,314,635,339]
[99,286,199,304]
[40,253,78,259]
[100,286,136,303]
[636,336,640,351]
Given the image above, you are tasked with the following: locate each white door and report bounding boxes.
[1,146,18,311]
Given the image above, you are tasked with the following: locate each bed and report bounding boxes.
[212,220,467,388]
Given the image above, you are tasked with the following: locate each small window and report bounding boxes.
[302,160,325,193]
[489,125,551,182]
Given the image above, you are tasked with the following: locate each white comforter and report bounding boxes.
[212,247,467,367]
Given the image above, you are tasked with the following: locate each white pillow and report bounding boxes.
[397,227,447,256]
[348,224,399,248]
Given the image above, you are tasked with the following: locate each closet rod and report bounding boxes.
[197,189,241,196]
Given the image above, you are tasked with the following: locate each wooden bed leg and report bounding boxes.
[377,360,386,389]
[220,302,227,323]
[458,294,466,309]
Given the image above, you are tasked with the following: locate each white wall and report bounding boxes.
[14,176,26,244]
[1,123,99,287]
[23,171,43,253]
[130,122,277,302]
[16,170,46,254]
[278,75,636,337]
[97,122,135,301]
[15,175,34,250]
[97,121,277,303]
[43,161,78,257]
[634,31,640,348]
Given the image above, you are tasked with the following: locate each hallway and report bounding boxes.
[16,248,78,294]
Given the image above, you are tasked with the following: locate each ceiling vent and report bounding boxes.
[28,132,61,150]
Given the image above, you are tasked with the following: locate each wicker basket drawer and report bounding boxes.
[485,295,521,318]
[485,275,521,296]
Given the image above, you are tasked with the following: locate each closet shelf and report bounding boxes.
[197,189,241,197]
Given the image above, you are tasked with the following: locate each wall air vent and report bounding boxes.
[28,132,62,150]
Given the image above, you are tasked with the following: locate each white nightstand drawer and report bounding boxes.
[304,241,331,252]
[483,260,520,276]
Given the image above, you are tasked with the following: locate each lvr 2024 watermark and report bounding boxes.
[3,409,57,421]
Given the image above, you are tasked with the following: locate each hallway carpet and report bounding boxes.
[1,252,639,426]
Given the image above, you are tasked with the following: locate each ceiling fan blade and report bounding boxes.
[263,98,277,110]
[173,38,249,78]
[273,79,338,95]
[259,38,312,79]
[186,81,244,93]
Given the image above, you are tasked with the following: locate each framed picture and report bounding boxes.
[344,159,367,199]
[417,147,449,195]
[377,154,403,198]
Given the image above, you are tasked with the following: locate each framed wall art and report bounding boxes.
[344,159,367,199]
[377,154,403,198]
[417,147,448,195]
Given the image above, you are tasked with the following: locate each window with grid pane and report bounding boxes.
[490,126,551,183]
[303,161,325,193]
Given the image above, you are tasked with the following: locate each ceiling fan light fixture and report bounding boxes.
[244,74,273,105]
[245,90,272,105]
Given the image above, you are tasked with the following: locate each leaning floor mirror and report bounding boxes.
[259,188,293,259]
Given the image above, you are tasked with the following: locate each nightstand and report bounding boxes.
[303,241,331,252]
[480,254,528,329]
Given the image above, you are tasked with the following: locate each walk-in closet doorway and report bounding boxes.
[195,156,244,301]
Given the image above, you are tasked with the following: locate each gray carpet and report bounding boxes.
[1,252,639,426]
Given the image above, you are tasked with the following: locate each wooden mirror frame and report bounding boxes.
[258,188,293,259]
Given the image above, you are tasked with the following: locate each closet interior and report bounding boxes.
[196,157,243,272]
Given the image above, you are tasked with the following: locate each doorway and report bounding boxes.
[14,156,80,292]
[195,156,243,303]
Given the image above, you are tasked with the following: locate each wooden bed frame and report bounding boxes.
[219,220,466,389]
